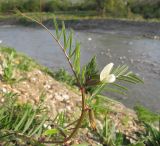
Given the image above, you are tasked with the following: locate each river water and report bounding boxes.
[0,25,160,112]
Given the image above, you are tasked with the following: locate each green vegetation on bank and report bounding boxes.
[0,0,160,22]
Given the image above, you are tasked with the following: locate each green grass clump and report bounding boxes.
[0,46,40,84]
[134,105,160,123]
[54,68,75,86]
[0,92,48,146]
[0,46,39,72]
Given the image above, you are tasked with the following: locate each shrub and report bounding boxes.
[0,0,23,13]
[130,1,160,19]
[43,0,71,12]
[22,0,40,12]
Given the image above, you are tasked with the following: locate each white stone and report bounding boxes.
[31,77,36,82]
[2,88,7,93]
[54,93,63,101]
[62,94,70,101]
[119,56,123,60]
[100,51,104,55]
[88,37,92,41]
[129,41,133,45]
[66,106,71,111]
[1,98,4,102]
[130,59,134,64]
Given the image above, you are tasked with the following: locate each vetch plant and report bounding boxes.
[18,11,143,144]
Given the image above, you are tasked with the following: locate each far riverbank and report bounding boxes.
[0,14,160,38]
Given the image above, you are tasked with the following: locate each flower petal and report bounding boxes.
[102,74,116,83]
[107,74,116,83]
[100,63,114,81]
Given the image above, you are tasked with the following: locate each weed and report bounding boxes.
[17,12,143,144]
[1,50,16,83]
[97,117,124,146]
[54,68,75,86]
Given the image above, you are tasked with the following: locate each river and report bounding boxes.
[0,25,160,112]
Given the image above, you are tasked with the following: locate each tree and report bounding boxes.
[95,0,106,16]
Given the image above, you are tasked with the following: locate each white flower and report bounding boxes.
[0,40,2,44]
[100,63,116,83]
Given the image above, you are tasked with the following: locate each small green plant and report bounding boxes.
[131,105,160,146]
[134,122,160,146]
[18,12,143,144]
[143,123,160,146]
[54,68,75,85]
[1,50,16,83]
[134,104,160,123]
[97,117,124,146]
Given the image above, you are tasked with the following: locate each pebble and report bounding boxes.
[1,88,7,93]
[119,56,123,60]
[66,106,71,111]
[153,35,160,40]
[150,62,157,67]
[121,60,124,64]
[88,37,92,41]
[58,108,66,113]
[54,93,64,101]
[105,52,112,58]
[30,77,36,82]
[62,94,70,101]
[100,51,104,55]
[54,93,70,101]
[43,124,52,129]
[44,84,51,89]
[130,59,134,64]
[1,98,4,102]
[128,41,133,45]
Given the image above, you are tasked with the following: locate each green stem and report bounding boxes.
[19,12,86,144]
[64,88,86,142]
[159,116,160,132]
[19,12,81,87]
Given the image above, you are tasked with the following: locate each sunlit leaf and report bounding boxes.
[43,129,58,136]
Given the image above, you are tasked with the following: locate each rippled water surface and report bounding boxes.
[0,25,160,112]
